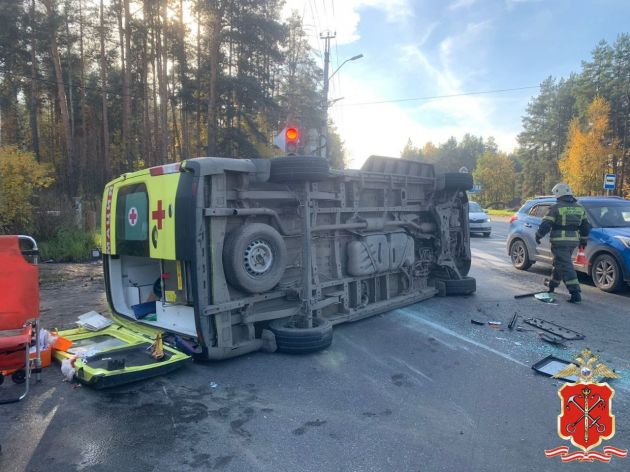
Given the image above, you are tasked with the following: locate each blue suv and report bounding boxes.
[507,196,630,292]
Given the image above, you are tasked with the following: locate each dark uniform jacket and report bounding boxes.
[536,196,591,247]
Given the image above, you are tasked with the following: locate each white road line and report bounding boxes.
[396,308,529,368]
[392,357,434,382]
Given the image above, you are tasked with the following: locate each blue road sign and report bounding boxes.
[604,174,616,190]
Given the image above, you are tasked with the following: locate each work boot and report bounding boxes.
[544,278,559,293]
[568,291,581,304]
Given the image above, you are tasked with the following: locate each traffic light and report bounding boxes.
[273,124,302,155]
[285,126,300,154]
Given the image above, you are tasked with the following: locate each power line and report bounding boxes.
[339,85,541,107]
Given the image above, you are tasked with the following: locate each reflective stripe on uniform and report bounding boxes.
[543,215,555,222]
[565,278,579,286]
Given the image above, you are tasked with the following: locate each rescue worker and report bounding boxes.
[535,183,591,303]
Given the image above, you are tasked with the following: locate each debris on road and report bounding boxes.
[470,319,485,325]
[60,356,78,382]
[539,333,567,347]
[514,290,546,299]
[534,292,556,303]
[488,321,502,328]
[523,318,585,340]
[508,313,519,330]
[531,355,578,382]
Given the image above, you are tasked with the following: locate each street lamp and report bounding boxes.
[321,53,363,161]
[328,54,364,82]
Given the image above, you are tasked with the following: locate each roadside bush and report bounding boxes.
[0,146,54,233]
[39,226,100,262]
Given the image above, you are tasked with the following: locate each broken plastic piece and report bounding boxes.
[514,291,546,299]
[534,292,555,303]
[523,318,585,340]
[470,319,485,325]
[531,355,578,382]
[539,333,566,347]
[488,321,502,326]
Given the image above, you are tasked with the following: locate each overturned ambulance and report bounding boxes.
[58,155,475,386]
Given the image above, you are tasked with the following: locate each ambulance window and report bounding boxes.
[116,183,150,256]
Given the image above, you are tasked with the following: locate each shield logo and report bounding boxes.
[558,382,615,451]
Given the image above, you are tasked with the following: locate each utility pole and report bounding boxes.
[320,31,335,160]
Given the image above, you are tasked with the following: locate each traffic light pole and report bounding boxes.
[320,31,335,161]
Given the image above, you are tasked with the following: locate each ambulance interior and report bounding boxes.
[108,183,197,338]
[108,255,197,338]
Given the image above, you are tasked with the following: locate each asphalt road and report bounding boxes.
[2,220,629,472]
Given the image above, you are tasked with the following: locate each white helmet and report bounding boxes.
[551,183,573,197]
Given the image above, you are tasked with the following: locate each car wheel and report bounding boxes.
[483,232,491,238]
[510,239,532,270]
[591,253,623,292]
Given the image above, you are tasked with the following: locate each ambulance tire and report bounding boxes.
[269,318,333,354]
[269,156,330,183]
[435,276,476,296]
[435,172,474,191]
[223,223,287,294]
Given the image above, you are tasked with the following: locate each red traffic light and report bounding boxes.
[285,127,299,142]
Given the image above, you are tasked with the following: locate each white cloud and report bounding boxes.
[282,0,413,46]
[331,75,518,169]
[448,0,477,11]
[281,3,519,167]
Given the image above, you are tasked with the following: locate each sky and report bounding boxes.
[281,0,630,168]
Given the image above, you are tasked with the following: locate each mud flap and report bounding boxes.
[52,319,190,389]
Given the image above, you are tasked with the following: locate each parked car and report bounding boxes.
[507,196,630,292]
[468,201,491,237]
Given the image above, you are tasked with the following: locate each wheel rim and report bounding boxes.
[511,243,525,266]
[594,259,616,288]
[244,239,273,276]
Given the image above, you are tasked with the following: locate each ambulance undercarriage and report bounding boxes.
[105,156,475,361]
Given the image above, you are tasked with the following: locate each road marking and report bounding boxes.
[397,308,529,368]
[471,248,507,265]
[392,357,434,382]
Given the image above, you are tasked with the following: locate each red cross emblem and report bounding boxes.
[128,207,138,227]
[152,200,166,230]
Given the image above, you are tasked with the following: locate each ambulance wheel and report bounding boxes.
[435,172,474,191]
[12,370,26,384]
[269,318,333,354]
[435,276,476,296]
[269,156,330,183]
[223,223,287,294]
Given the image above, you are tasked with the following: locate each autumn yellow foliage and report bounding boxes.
[0,146,54,233]
[559,97,618,195]
[473,152,516,207]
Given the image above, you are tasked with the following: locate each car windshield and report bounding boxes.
[468,202,483,212]
[584,202,630,228]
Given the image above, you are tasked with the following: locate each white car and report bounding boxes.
[468,202,491,237]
